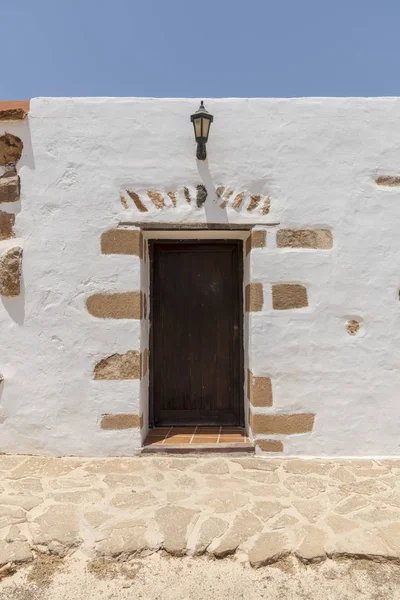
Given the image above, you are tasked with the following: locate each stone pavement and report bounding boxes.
[0,455,400,573]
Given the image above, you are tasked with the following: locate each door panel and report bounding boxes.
[150,241,243,426]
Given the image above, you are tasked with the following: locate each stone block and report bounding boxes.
[0,174,20,203]
[272,283,308,310]
[249,412,315,435]
[0,210,15,240]
[86,291,141,319]
[247,194,261,211]
[94,350,140,380]
[245,230,266,255]
[155,505,198,555]
[100,414,143,430]
[255,440,284,452]
[248,532,289,567]
[0,109,27,121]
[193,517,228,555]
[248,370,272,407]
[147,190,165,209]
[295,527,327,563]
[0,134,23,165]
[0,101,29,121]
[31,504,81,556]
[100,229,141,255]
[245,282,263,312]
[127,190,148,212]
[0,541,32,566]
[376,175,400,186]
[0,246,22,296]
[141,348,149,377]
[276,229,333,249]
[141,291,147,319]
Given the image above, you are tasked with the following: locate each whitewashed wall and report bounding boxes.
[1,97,400,457]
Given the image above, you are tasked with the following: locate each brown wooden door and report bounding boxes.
[150,240,244,426]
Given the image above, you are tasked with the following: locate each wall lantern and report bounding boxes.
[190,101,214,161]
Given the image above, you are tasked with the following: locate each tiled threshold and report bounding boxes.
[142,426,254,454]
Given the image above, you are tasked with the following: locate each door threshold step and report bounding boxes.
[141,442,255,455]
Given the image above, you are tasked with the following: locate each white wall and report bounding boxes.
[1,97,400,456]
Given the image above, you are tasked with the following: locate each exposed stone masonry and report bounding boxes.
[100,414,143,430]
[100,229,141,255]
[248,370,272,407]
[277,229,333,249]
[141,349,149,377]
[250,413,315,436]
[272,284,308,310]
[94,351,140,380]
[123,187,272,215]
[0,102,29,121]
[254,440,284,452]
[0,134,23,166]
[245,283,263,312]
[347,320,360,336]
[0,211,15,241]
[0,173,20,204]
[245,230,266,255]
[86,292,141,319]
[376,175,400,186]
[0,247,22,297]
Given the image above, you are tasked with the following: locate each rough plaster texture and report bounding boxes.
[2,97,400,456]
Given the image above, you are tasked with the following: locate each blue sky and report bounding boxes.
[3,0,400,98]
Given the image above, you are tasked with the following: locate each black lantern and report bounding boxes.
[190,101,213,160]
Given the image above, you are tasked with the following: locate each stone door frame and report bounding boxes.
[140,229,252,442]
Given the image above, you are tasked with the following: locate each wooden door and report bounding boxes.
[150,240,244,426]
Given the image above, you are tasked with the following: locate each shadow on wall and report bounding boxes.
[197,160,229,225]
[0,377,4,422]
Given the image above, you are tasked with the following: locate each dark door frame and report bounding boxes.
[148,238,244,428]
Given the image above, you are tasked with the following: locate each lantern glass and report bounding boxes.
[202,117,210,140]
[193,117,202,139]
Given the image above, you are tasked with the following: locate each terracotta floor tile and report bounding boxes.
[144,438,165,446]
[147,428,171,435]
[163,437,193,445]
[168,428,196,434]
[195,428,221,433]
[219,436,246,443]
[220,429,246,433]
[192,437,219,444]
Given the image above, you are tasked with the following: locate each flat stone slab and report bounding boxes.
[1,455,400,566]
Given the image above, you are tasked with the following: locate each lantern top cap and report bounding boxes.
[190,100,214,123]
